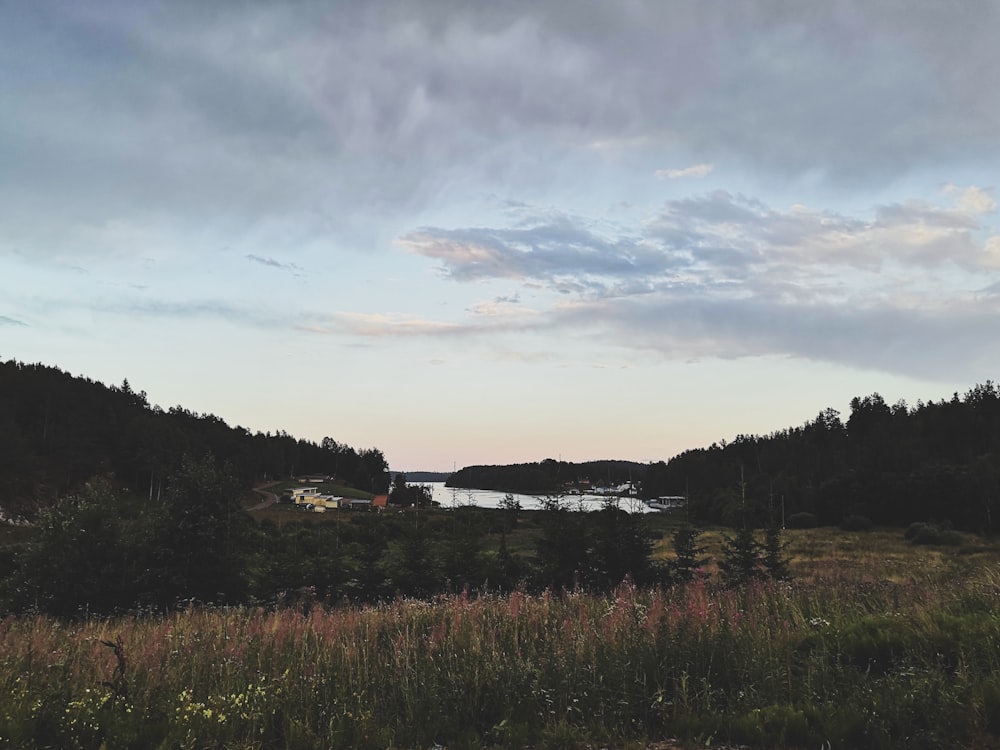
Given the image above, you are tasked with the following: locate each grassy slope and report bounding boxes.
[4,513,1000,748]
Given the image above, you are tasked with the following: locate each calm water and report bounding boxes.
[426,482,655,513]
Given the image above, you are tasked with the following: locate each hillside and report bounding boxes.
[0,359,389,517]
[643,386,1000,531]
[448,459,646,495]
[446,384,1000,532]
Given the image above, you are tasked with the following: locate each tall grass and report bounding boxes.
[3,564,1000,748]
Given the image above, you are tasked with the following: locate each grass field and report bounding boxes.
[3,522,1000,749]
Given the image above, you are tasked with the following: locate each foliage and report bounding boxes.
[762,526,791,580]
[669,524,708,584]
[1,479,146,617]
[4,563,1000,749]
[642,381,1000,533]
[447,458,645,495]
[151,454,250,606]
[718,526,765,586]
[587,499,655,588]
[388,473,432,507]
[905,522,964,547]
[0,359,389,517]
[533,496,590,590]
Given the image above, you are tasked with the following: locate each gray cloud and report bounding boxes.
[4,0,998,267]
[551,293,1000,381]
[4,0,999,386]
[246,254,303,273]
[1,315,27,326]
[406,189,999,293]
[400,216,688,291]
[395,188,1000,379]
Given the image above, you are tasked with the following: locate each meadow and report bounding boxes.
[3,525,1000,749]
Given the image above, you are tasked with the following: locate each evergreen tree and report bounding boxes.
[719,527,764,586]
[534,495,589,590]
[762,525,791,580]
[151,453,249,606]
[588,499,653,590]
[670,524,709,584]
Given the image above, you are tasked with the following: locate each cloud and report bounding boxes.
[1,315,27,326]
[5,0,999,270]
[390,186,1000,379]
[246,254,303,273]
[656,164,714,180]
[3,0,999,387]
[299,313,473,339]
[399,217,687,290]
[550,292,1000,379]
[405,187,1000,293]
[93,298,290,329]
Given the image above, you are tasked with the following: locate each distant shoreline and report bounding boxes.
[393,470,452,482]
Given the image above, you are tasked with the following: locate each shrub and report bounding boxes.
[904,522,929,541]
[787,512,818,529]
[906,522,964,546]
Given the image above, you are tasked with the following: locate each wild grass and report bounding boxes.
[4,547,1000,749]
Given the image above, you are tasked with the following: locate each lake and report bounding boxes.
[425,482,656,513]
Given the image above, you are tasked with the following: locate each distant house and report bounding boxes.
[289,487,321,505]
[286,485,378,511]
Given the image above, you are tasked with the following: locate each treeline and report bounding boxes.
[0,360,389,517]
[0,456,698,616]
[448,458,646,494]
[644,384,1000,532]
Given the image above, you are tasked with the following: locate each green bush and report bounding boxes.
[835,615,920,674]
[905,522,963,546]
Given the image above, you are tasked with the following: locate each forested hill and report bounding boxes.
[642,384,1000,532]
[448,459,647,495]
[0,360,389,517]
[446,384,1000,533]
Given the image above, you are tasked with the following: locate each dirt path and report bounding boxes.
[248,481,280,511]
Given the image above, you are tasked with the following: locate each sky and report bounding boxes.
[3,1,1000,472]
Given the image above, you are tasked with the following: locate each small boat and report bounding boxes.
[645,496,686,511]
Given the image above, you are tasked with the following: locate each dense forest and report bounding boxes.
[645,385,1000,532]
[0,359,389,518]
[447,459,647,494]
[0,454,676,616]
[452,384,1000,533]
[2,358,999,617]
[0,360,675,616]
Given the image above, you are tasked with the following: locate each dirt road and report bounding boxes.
[248,481,280,511]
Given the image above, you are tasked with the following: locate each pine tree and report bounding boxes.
[670,524,708,584]
[719,527,764,586]
[763,525,791,580]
